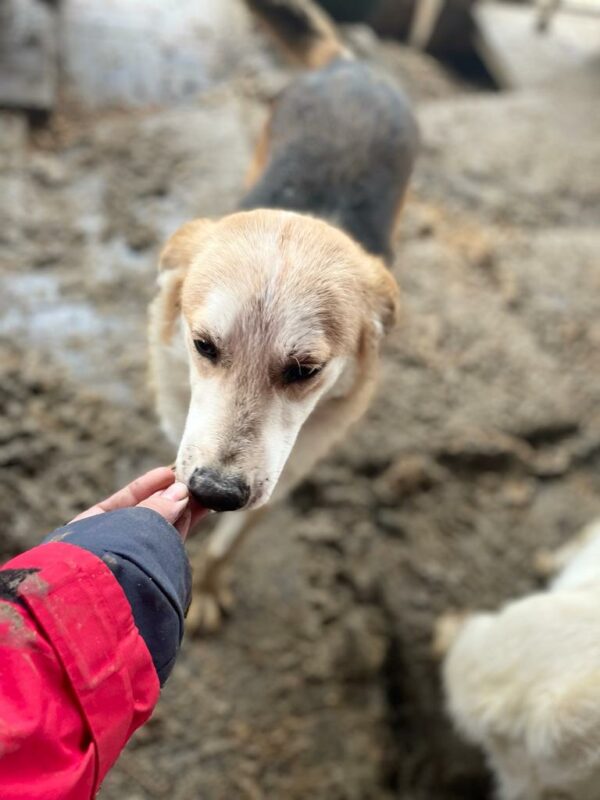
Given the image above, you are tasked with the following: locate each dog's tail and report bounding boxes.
[243,0,350,69]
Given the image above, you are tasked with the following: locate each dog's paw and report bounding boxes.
[432,611,471,659]
[187,591,223,635]
[186,577,235,637]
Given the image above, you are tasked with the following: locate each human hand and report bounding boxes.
[70,467,207,540]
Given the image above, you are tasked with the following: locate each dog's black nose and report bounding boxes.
[188,468,250,512]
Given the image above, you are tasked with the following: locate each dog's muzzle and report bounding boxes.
[188,467,250,512]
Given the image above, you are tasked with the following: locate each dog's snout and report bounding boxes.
[188,468,250,512]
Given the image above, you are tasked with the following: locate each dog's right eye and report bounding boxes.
[282,363,322,385]
[194,337,218,363]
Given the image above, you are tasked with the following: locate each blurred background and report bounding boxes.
[0,0,599,797]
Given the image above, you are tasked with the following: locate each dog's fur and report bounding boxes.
[437,519,600,800]
[149,0,419,632]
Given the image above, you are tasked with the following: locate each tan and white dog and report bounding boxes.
[436,518,600,800]
[149,0,419,632]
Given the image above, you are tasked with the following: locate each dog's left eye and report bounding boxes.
[282,363,322,385]
[194,337,219,363]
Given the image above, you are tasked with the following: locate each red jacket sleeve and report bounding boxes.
[0,542,160,799]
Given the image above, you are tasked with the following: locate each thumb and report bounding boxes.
[138,481,189,526]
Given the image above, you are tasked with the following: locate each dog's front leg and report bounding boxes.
[187,508,266,635]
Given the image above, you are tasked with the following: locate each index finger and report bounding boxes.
[72,467,176,521]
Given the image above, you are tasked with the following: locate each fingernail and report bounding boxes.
[162,481,189,502]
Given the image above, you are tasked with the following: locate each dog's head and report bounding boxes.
[157,209,398,511]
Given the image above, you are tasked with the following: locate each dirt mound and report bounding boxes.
[0,339,169,558]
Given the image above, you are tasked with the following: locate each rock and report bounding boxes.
[30,152,67,187]
[375,454,443,502]
[0,0,58,112]
[501,479,536,508]
[474,1,600,90]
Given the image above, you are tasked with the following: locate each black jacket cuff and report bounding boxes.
[43,507,191,686]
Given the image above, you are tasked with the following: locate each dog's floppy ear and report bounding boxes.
[158,218,214,273]
[364,256,400,338]
[155,218,214,343]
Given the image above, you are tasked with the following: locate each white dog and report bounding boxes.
[437,519,600,800]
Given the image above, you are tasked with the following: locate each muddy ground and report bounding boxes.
[1,25,599,800]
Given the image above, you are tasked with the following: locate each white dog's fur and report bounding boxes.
[438,519,600,800]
